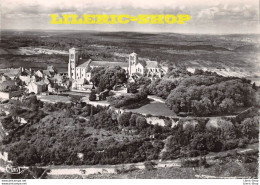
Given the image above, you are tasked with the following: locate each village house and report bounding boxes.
[0,78,23,99]
[27,81,48,94]
[42,65,57,77]
[1,75,11,82]
[35,70,44,78]
[52,74,70,88]
[20,67,33,76]
[0,68,21,80]
[19,76,32,85]
[18,65,59,94]
[72,78,89,90]
[46,65,57,73]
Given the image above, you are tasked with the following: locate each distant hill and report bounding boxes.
[0,30,259,82]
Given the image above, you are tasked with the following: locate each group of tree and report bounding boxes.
[118,112,149,130]
[90,66,127,91]
[137,68,256,116]
[1,76,258,167]
[165,75,255,116]
[107,91,148,108]
[5,108,164,166]
[3,102,259,167]
[142,78,178,99]
[127,82,138,93]
[161,113,259,160]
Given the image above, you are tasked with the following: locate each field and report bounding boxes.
[37,95,72,104]
[0,31,259,84]
[128,102,176,117]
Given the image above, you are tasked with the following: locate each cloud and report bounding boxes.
[196,3,258,23]
[1,0,259,33]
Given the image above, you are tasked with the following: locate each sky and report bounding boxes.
[1,0,260,34]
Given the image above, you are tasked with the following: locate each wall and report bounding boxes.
[0,90,23,99]
[146,117,165,126]
[0,151,9,162]
[0,92,10,99]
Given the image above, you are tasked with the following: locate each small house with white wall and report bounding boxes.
[27,81,47,94]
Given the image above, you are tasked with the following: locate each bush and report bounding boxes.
[144,161,157,170]
[89,91,96,101]
[223,140,238,150]
[181,159,199,167]
[107,91,148,108]
[118,112,132,127]
[127,82,138,93]
[238,138,249,148]
[136,116,148,129]
[128,164,139,172]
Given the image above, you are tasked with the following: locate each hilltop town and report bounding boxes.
[0,47,168,101]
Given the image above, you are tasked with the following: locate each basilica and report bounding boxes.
[68,47,168,84]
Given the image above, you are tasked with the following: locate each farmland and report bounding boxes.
[0,31,259,84]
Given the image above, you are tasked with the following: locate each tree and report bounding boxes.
[144,79,160,95]
[205,133,222,152]
[1,116,18,130]
[26,146,40,165]
[90,67,106,87]
[192,97,213,116]
[129,114,137,127]
[252,82,257,90]
[241,117,259,139]
[219,119,236,140]
[97,66,127,91]
[162,135,181,160]
[144,161,157,170]
[136,77,151,87]
[155,79,176,99]
[127,82,138,93]
[219,98,235,113]
[136,116,147,129]
[118,112,132,127]
[190,133,207,151]
[89,91,96,101]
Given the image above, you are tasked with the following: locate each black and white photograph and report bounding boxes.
[0,0,259,182]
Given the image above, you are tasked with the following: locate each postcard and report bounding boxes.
[0,0,259,184]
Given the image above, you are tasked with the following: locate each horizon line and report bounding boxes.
[1,28,259,35]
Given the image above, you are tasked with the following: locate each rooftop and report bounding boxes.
[146,61,159,68]
[42,70,52,76]
[34,81,46,86]
[77,60,128,68]
[0,68,21,77]
[90,61,128,68]
[77,59,92,68]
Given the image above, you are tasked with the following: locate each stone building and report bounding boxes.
[128,52,168,78]
[68,47,168,84]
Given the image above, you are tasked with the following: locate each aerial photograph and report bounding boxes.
[0,0,259,181]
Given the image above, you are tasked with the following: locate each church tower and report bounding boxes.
[129,52,138,76]
[68,48,79,79]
